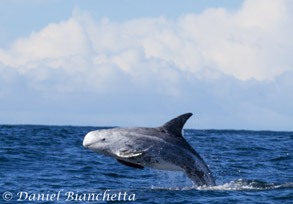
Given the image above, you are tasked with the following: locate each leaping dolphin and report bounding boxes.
[83,113,216,186]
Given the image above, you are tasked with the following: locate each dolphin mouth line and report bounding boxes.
[84,142,98,149]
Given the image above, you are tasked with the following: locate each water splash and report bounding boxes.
[197,179,293,191]
[151,179,293,191]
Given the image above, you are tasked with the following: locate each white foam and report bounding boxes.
[150,179,293,191]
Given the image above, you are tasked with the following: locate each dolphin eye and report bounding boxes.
[101,138,106,142]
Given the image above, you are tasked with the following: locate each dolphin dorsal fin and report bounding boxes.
[160,113,193,137]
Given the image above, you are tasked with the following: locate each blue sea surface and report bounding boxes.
[1,125,292,203]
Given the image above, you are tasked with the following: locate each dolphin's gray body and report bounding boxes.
[83,113,216,186]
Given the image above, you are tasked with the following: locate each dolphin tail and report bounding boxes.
[184,166,216,186]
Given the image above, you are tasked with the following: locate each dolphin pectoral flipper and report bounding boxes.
[117,150,144,158]
[117,146,152,158]
[116,159,144,169]
[117,149,147,158]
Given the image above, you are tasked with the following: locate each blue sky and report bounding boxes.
[0,0,292,130]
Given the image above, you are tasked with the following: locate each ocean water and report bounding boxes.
[1,125,292,204]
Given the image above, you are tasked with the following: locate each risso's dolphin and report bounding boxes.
[83,113,216,186]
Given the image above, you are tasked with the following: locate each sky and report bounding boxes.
[0,0,292,131]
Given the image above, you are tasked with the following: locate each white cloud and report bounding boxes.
[0,0,292,129]
[1,0,292,86]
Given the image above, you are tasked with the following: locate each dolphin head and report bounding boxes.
[83,130,112,156]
